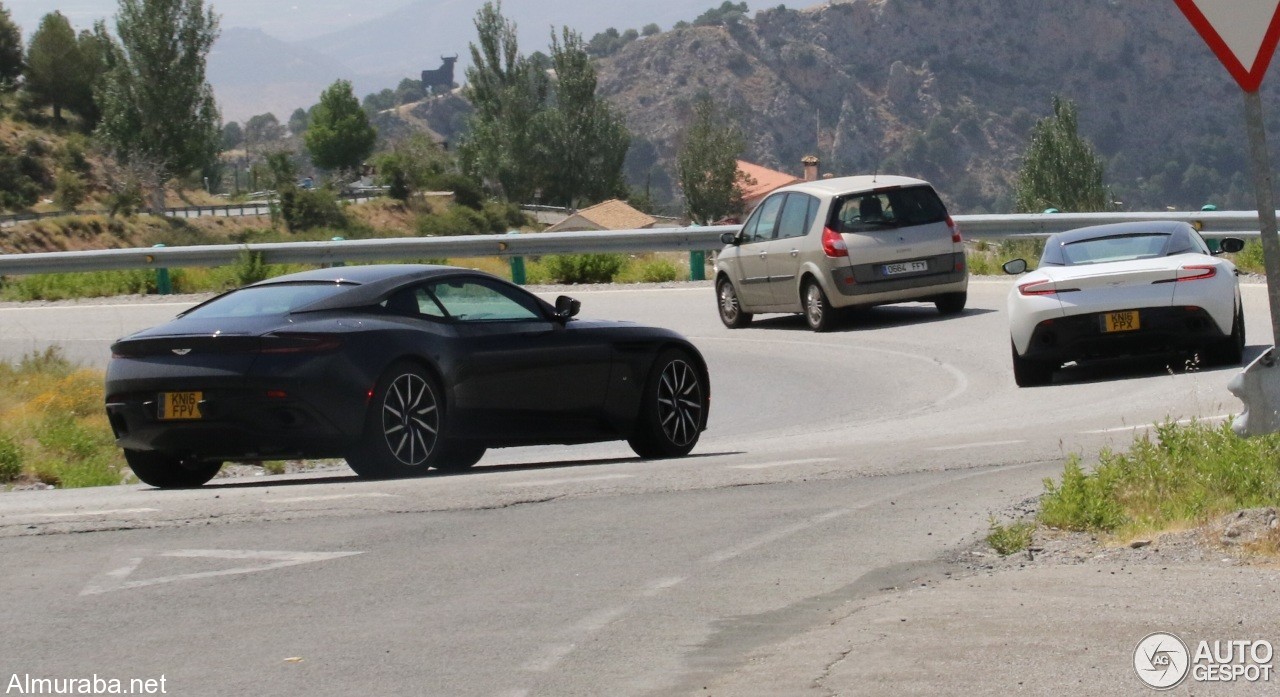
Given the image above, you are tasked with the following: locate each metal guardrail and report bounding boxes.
[0,211,1269,277]
[0,192,385,228]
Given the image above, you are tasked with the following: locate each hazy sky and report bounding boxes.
[7,0,420,40]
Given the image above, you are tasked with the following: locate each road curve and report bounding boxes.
[0,278,1263,696]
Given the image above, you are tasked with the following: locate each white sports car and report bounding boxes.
[1002,221,1245,387]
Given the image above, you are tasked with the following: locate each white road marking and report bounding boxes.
[728,458,836,470]
[641,576,686,597]
[502,474,632,487]
[928,440,1026,452]
[1081,413,1233,435]
[80,549,364,596]
[271,493,397,503]
[520,643,576,672]
[24,507,160,519]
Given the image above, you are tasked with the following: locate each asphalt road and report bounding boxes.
[0,278,1268,695]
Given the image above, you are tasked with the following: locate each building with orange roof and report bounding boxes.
[543,199,658,232]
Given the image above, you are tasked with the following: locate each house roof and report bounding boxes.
[544,199,657,232]
[737,160,803,201]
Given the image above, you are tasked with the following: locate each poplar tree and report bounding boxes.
[95,0,221,212]
[535,27,629,208]
[677,97,745,225]
[0,3,21,92]
[1013,96,1111,213]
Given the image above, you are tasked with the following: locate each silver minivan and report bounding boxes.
[714,175,969,331]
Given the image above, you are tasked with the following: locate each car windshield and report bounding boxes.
[183,282,355,319]
[1058,233,1171,266]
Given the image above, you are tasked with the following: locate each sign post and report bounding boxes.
[1175,0,1280,435]
[1175,0,1280,346]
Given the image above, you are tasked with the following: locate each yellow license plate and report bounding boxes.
[1103,311,1140,333]
[159,392,203,420]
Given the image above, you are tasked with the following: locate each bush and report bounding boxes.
[0,269,155,301]
[541,254,627,283]
[0,433,21,482]
[416,205,490,236]
[429,173,485,210]
[481,201,527,232]
[279,187,347,232]
[986,518,1034,556]
[54,170,87,210]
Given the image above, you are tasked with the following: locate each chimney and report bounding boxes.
[802,155,820,181]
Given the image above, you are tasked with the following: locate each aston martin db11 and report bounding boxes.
[105,265,710,487]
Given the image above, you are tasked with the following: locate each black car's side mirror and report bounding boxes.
[1002,259,1028,275]
[554,295,581,321]
[1217,237,1245,254]
[720,231,740,246]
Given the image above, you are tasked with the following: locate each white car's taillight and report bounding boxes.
[947,214,962,243]
[1018,280,1079,296]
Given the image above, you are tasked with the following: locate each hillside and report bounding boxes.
[587,0,1280,213]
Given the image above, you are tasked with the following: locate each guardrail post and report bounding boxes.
[329,237,345,268]
[689,251,706,281]
[152,244,172,295]
[510,256,527,285]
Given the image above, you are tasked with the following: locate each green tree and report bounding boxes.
[25,12,81,121]
[535,27,629,208]
[0,3,21,92]
[67,26,110,129]
[677,97,745,225]
[220,121,243,150]
[243,112,284,148]
[1013,95,1111,213]
[95,0,221,212]
[375,132,450,201]
[304,79,377,173]
[288,107,309,135]
[458,1,547,203]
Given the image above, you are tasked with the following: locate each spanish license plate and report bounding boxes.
[1102,311,1140,333]
[883,260,928,276]
[159,391,202,420]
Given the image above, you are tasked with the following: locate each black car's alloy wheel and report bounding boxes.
[124,450,223,489]
[348,361,446,478]
[717,279,752,328]
[629,350,707,458]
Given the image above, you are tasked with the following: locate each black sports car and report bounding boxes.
[105,265,710,488]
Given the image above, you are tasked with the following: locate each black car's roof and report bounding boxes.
[239,264,521,313]
[1049,221,1193,245]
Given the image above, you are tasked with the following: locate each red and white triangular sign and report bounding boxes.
[1176,0,1280,92]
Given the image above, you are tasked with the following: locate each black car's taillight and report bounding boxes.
[258,333,344,354]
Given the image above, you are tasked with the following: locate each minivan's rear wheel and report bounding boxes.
[124,450,222,488]
[803,280,836,332]
[935,291,967,315]
[1011,341,1053,387]
[628,349,707,459]
[717,278,752,328]
[347,361,444,479]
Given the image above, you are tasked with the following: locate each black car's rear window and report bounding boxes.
[183,282,356,319]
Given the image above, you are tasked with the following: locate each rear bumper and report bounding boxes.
[828,253,968,307]
[105,389,362,460]
[1018,306,1228,364]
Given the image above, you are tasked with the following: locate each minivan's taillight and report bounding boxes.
[947,215,962,243]
[821,227,848,258]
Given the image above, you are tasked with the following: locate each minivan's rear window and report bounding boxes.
[183,282,355,319]
[831,185,949,233]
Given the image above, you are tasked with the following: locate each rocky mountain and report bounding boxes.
[583,0,1280,213]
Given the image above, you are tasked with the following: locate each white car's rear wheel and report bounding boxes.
[1011,342,1053,387]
